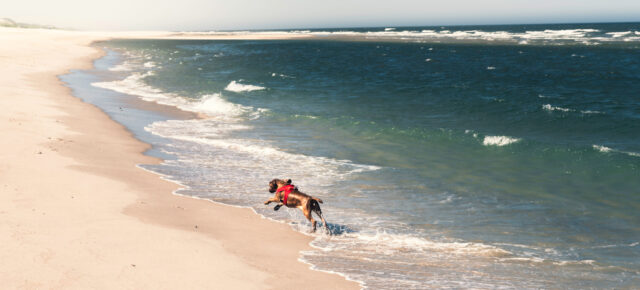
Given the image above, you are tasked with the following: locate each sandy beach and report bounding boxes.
[0,27,357,289]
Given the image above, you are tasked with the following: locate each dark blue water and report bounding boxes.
[70,23,640,288]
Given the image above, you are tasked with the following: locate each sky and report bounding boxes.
[4,0,640,30]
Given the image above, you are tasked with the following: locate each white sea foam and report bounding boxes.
[293,114,318,119]
[148,119,250,140]
[606,31,634,38]
[592,242,640,249]
[311,230,512,258]
[92,72,251,119]
[542,104,573,112]
[486,66,496,70]
[497,257,598,267]
[179,28,640,45]
[224,80,266,92]
[146,124,381,176]
[92,72,170,102]
[498,257,545,263]
[464,129,479,138]
[324,231,513,257]
[108,61,136,72]
[625,151,640,157]
[580,110,604,114]
[270,72,294,78]
[483,135,521,146]
[591,145,640,158]
[143,61,156,68]
[438,195,460,204]
[553,259,596,266]
[593,145,613,153]
[189,94,249,117]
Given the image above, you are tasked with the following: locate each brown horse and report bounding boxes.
[264,179,327,232]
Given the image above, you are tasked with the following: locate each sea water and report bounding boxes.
[63,23,640,288]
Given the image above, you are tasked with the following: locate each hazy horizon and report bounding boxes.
[5,17,640,32]
[4,0,640,31]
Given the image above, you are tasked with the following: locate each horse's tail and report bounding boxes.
[312,197,323,204]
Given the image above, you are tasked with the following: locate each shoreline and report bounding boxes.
[0,27,358,289]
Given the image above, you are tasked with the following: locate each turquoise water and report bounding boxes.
[66,23,640,288]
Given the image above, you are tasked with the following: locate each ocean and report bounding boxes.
[62,22,640,288]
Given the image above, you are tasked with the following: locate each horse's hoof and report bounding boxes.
[273,205,282,211]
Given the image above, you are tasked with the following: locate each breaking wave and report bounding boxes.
[483,135,521,146]
[92,72,253,119]
[542,104,573,112]
[224,80,266,92]
[177,28,640,45]
[593,144,640,158]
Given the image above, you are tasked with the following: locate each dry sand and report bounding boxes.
[0,27,358,289]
